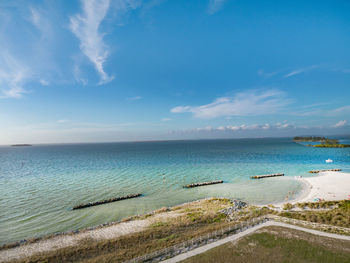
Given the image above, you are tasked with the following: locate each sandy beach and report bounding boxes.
[292,171,350,203]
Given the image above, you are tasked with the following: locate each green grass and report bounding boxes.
[182,226,350,263]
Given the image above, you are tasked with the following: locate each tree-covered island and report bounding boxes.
[293,136,350,148]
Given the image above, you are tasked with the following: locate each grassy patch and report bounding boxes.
[279,200,350,228]
[182,226,350,263]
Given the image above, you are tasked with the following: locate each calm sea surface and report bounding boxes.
[1,138,350,244]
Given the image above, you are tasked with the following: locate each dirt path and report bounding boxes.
[161,221,350,263]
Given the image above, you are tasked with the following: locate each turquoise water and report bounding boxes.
[1,138,350,244]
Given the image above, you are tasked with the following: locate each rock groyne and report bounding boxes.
[250,173,284,179]
[72,193,142,210]
[308,169,342,174]
[183,180,223,188]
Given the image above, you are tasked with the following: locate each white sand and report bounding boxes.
[292,171,350,203]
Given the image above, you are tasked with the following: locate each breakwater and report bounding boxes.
[250,173,284,179]
[308,169,342,174]
[72,194,142,210]
[183,180,223,188]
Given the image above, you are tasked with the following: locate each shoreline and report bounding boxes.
[292,171,350,203]
[271,171,350,209]
[1,171,350,260]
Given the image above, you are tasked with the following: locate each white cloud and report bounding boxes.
[171,89,291,119]
[70,0,114,84]
[30,8,40,27]
[207,0,227,14]
[39,79,49,86]
[127,96,142,101]
[333,120,347,128]
[161,118,171,122]
[283,65,318,78]
[57,119,70,123]
[0,52,30,98]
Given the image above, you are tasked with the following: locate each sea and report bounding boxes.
[1,138,350,244]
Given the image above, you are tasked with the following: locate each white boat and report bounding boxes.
[325,159,333,163]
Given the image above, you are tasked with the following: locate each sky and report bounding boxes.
[0,0,349,144]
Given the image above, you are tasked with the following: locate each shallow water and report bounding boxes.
[1,138,349,244]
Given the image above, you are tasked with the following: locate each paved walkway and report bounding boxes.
[161,221,350,263]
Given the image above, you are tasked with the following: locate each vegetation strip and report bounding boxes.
[72,193,142,210]
[126,216,269,263]
[183,181,223,188]
[308,169,342,173]
[2,199,349,263]
[250,173,284,179]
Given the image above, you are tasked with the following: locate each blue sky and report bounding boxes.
[0,0,349,144]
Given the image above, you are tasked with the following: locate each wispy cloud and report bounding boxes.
[70,0,114,84]
[39,79,49,86]
[207,0,227,14]
[161,118,171,122]
[0,52,30,98]
[333,120,347,128]
[127,95,142,101]
[140,0,165,17]
[29,7,51,38]
[327,105,350,116]
[292,104,350,117]
[171,89,292,119]
[57,119,70,123]
[257,69,279,79]
[283,65,318,78]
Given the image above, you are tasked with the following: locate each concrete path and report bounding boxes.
[161,221,350,263]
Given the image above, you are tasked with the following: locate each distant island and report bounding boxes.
[11,144,32,147]
[293,136,350,148]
